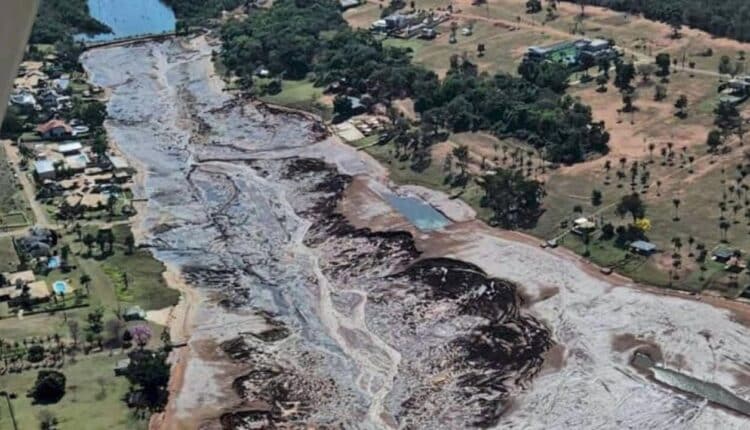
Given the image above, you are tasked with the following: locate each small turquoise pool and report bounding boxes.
[47,256,60,269]
[52,281,69,295]
[382,193,451,231]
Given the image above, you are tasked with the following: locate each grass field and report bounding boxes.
[259,79,332,119]
[0,354,148,430]
[0,145,33,228]
[0,237,20,273]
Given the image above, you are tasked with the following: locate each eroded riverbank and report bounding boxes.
[81,36,750,429]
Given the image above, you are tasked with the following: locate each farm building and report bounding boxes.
[630,240,657,256]
[524,38,618,68]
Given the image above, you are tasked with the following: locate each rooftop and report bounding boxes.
[108,155,130,170]
[57,142,83,154]
[35,159,55,174]
[36,119,73,135]
[630,240,657,252]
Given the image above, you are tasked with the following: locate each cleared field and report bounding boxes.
[343,1,381,29]
[0,354,147,430]
[0,144,32,228]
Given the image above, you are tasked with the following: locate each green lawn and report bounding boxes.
[0,237,20,273]
[0,145,33,227]
[259,79,332,120]
[0,354,148,430]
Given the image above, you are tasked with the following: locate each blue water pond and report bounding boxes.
[77,0,176,42]
[382,193,450,231]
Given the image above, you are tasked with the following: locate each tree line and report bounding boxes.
[565,0,750,43]
[162,0,245,26]
[30,0,111,44]
[220,0,609,165]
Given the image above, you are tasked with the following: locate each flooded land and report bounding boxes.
[81,37,750,429]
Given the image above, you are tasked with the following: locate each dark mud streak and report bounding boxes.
[217,158,553,428]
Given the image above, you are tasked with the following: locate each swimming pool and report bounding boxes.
[52,281,69,295]
[47,256,60,269]
[382,192,451,231]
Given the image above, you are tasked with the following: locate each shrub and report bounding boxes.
[27,345,45,363]
[29,370,66,404]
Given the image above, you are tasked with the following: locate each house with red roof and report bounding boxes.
[36,119,73,140]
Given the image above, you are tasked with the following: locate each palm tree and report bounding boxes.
[73,223,82,241]
[720,220,731,242]
[672,198,681,221]
[647,142,655,163]
[124,234,135,255]
[672,236,682,254]
[82,233,95,257]
[80,274,91,296]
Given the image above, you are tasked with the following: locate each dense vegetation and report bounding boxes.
[220,0,608,164]
[30,0,110,44]
[568,0,750,42]
[417,60,610,164]
[220,0,345,79]
[162,0,245,25]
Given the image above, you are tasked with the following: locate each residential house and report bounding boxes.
[630,240,657,256]
[712,248,735,263]
[107,155,130,172]
[15,226,57,258]
[9,90,36,107]
[34,159,56,181]
[36,119,73,140]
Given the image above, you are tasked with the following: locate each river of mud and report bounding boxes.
[81,36,750,429]
[81,37,550,428]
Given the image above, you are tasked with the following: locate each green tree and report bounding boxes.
[92,132,108,157]
[707,129,723,152]
[526,0,542,13]
[719,55,733,74]
[655,53,671,77]
[79,274,91,295]
[126,350,170,410]
[614,61,635,92]
[72,98,107,128]
[616,193,646,222]
[87,308,104,335]
[29,370,66,404]
[82,233,96,256]
[674,94,688,118]
[125,234,136,255]
[591,189,603,206]
[479,169,545,228]
[0,106,25,138]
[332,94,353,119]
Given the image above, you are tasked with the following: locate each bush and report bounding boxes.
[27,345,45,363]
[29,370,66,404]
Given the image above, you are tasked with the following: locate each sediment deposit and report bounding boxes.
[82,36,750,430]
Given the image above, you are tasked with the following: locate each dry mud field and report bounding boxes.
[81,37,750,429]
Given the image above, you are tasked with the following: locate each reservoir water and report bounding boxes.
[381,193,450,231]
[78,0,176,42]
